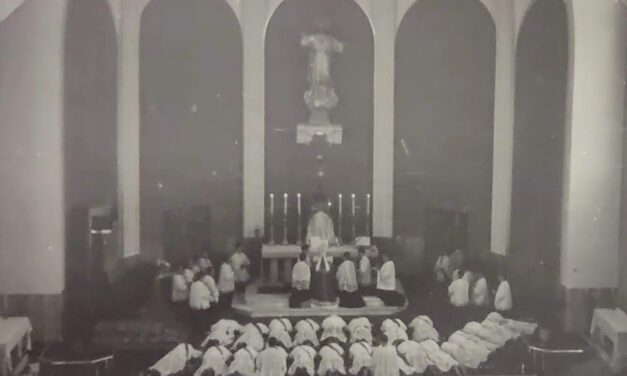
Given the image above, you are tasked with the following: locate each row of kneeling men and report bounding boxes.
[146,313,537,376]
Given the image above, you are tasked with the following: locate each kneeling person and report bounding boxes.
[290,252,311,308]
[337,252,365,308]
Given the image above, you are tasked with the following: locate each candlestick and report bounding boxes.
[283,193,288,244]
[351,193,356,241]
[338,194,343,245]
[366,193,371,236]
[269,193,275,245]
[297,193,302,245]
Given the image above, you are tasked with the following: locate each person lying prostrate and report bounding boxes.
[211,319,243,337]
[227,343,258,376]
[371,335,399,376]
[382,324,408,345]
[321,315,348,343]
[440,341,482,369]
[381,319,407,333]
[494,272,513,312]
[349,325,373,345]
[448,269,470,307]
[471,273,490,307]
[287,345,317,376]
[484,312,537,336]
[448,331,490,363]
[193,344,232,376]
[348,317,372,333]
[148,343,202,376]
[348,341,372,376]
[462,322,506,347]
[269,318,293,334]
[408,316,439,342]
[318,342,347,376]
[256,337,288,376]
[232,322,269,352]
[336,253,366,308]
[395,340,429,374]
[419,340,458,373]
[268,328,293,350]
[294,319,320,348]
[456,328,499,353]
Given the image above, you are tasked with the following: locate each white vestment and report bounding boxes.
[396,340,429,374]
[463,322,506,347]
[494,281,513,311]
[359,255,373,286]
[189,280,212,310]
[294,324,320,348]
[269,327,293,349]
[484,312,537,336]
[448,279,469,307]
[471,277,489,306]
[408,316,439,342]
[377,261,396,291]
[381,319,407,333]
[149,344,202,376]
[184,268,195,284]
[348,317,372,333]
[218,263,235,293]
[441,341,482,369]
[211,319,243,336]
[230,251,251,283]
[321,315,348,343]
[419,340,458,373]
[349,341,372,375]
[292,261,311,290]
[337,260,359,292]
[171,273,189,303]
[201,275,220,303]
[228,346,258,376]
[233,323,269,352]
[295,319,320,333]
[448,332,490,362]
[318,343,346,376]
[256,347,288,376]
[194,345,231,376]
[269,318,293,333]
[306,211,336,244]
[349,326,373,345]
[371,344,399,376]
[288,345,317,376]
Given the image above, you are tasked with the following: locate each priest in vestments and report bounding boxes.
[311,244,337,303]
[306,206,337,246]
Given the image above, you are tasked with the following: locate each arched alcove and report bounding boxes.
[265,0,374,243]
[510,0,568,295]
[140,0,243,259]
[394,0,496,258]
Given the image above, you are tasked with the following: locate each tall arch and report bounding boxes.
[264,0,374,244]
[510,0,568,297]
[140,0,243,260]
[395,0,496,259]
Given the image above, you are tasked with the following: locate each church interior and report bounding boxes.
[0,0,626,375]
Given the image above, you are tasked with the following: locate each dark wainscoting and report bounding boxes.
[0,292,63,343]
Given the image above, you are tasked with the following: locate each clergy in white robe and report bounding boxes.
[227,344,258,376]
[440,341,482,369]
[448,271,469,307]
[348,317,372,334]
[211,319,243,337]
[290,253,312,308]
[184,267,196,285]
[269,318,293,334]
[218,261,235,310]
[337,254,365,308]
[396,340,429,374]
[230,245,251,289]
[256,338,288,376]
[294,319,320,348]
[318,342,347,376]
[306,208,336,245]
[148,343,202,376]
[448,331,490,363]
[494,278,513,312]
[471,275,490,307]
[381,319,407,333]
[462,322,506,348]
[190,278,212,310]
[288,345,317,376]
[172,269,189,303]
[376,255,405,307]
[321,315,348,343]
[233,322,269,352]
[358,248,373,290]
[371,337,399,376]
[484,312,537,336]
[419,340,458,373]
[348,341,372,375]
[408,316,439,342]
[201,272,220,303]
[349,326,373,345]
[268,327,293,350]
[194,345,232,376]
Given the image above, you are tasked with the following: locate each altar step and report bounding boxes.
[232,280,407,318]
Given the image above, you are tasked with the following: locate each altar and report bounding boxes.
[260,244,377,287]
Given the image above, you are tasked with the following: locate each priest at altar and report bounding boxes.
[306,201,339,304]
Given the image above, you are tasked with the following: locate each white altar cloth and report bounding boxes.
[262,244,377,259]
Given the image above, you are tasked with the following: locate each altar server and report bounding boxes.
[147,343,202,376]
[321,315,348,343]
[290,253,312,308]
[448,268,470,307]
[348,341,373,376]
[358,248,373,292]
[434,251,450,284]
[471,273,490,307]
[172,265,190,303]
[194,344,232,376]
[494,272,513,312]
[227,343,258,376]
[337,253,366,308]
[218,258,235,310]
[375,254,405,307]
[232,322,269,352]
[189,272,214,330]
[318,342,347,376]
[256,337,288,376]
[230,243,251,292]
[408,316,439,342]
[201,268,220,304]
[294,319,320,347]
[288,345,317,376]
[396,340,429,374]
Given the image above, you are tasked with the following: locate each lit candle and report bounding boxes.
[297,193,301,215]
[270,193,274,215]
[284,193,288,215]
[351,193,356,216]
[338,194,342,216]
[366,193,371,216]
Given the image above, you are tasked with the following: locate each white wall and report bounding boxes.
[0,0,67,295]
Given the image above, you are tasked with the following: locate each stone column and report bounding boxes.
[561,0,626,330]
[114,0,150,257]
[242,0,268,238]
[370,0,396,238]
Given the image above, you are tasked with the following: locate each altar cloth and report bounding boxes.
[262,244,377,259]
